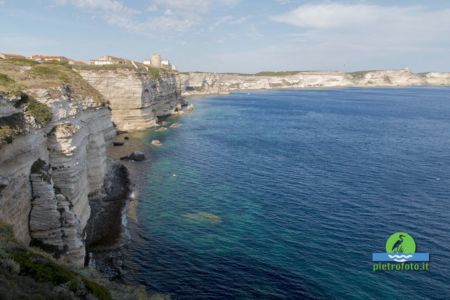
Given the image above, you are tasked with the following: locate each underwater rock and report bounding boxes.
[151,139,162,146]
[183,212,222,224]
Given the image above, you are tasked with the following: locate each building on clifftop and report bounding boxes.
[143,53,176,70]
[90,55,130,65]
[143,53,162,68]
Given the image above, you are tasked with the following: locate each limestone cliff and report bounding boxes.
[179,70,450,96]
[0,60,185,267]
[77,68,184,131]
[0,89,115,266]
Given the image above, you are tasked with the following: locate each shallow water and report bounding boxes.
[123,88,450,299]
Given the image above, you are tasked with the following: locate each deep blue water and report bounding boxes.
[124,88,450,299]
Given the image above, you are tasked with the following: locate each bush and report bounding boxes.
[83,278,112,300]
[0,128,15,143]
[12,251,76,284]
[0,73,22,95]
[26,98,52,127]
[147,66,161,80]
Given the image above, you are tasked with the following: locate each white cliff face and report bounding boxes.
[1,67,186,266]
[29,160,84,265]
[0,90,115,266]
[78,69,184,131]
[179,70,450,96]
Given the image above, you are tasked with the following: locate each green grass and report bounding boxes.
[73,63,137,71]
[2,58,38,66]
[0,221,152,299]
[27,97,52,126]
[0,59,105,104]
[12,251,76,284]
[0,92,52,144]
[73,62,168,80]
[0,73,23,95]
[0,128,15,143]
[147,66,162,80]
[83,278,112,300]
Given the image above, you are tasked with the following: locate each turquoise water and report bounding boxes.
[124,88,450,299]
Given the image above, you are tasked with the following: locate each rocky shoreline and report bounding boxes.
[1,56,450,298]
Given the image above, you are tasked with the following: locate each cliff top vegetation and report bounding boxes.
[0,58,105,104]
[73,62,171,80]
[0,221,152,299]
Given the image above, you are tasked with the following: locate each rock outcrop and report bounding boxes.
[0,60,186,266]
[0,89,115,266]
[29,159,84,264]
[78,69,185,131]
[179,70,450,96]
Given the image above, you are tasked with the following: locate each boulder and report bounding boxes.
[120,151,146,161]
[151,139,161,146]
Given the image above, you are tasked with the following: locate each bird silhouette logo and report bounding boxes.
[386,232,416,254]
[372,232,429,264]
[391,234,405,253]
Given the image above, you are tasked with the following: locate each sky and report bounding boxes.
[1,0,450,73]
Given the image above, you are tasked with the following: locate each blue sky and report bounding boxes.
[1,0,450,72]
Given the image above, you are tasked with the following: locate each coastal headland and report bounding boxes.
[1,55,450,298]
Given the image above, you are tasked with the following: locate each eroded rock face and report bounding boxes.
[0,94,115,265]
[78,69,185,131]
[29,159,84,265]
[1,68,187,265]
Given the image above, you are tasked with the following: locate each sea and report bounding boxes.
[122,88,450,299]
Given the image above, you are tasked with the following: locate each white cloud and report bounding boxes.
[55,0,240,32]
[55,0,136,15]
[272,3,450,31]
[271,3,450,55]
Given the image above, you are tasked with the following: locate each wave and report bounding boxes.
[388,254,413,262]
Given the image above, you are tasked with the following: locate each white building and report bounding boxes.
[143,53,176,71]
[90,55,129,65]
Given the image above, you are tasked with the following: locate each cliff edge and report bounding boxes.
[0,59,184,269]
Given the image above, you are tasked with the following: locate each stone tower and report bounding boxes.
[150,53,161,68]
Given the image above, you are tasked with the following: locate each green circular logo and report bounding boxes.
[385,232,416,254]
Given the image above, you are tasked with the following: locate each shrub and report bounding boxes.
[26,98,52,127]
[83,278,112,300]
[12,251,76,284]
[147,66,161,80]
[0,73,22,94]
